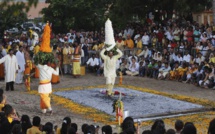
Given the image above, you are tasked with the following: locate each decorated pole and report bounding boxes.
[112,92,124,124]
[118,92,123,124]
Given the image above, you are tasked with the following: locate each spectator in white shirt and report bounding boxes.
[194,53,205,65]
[138,46,149,58]
[124,27,130,39]
[158,62,171,80]
[134,31,140,44]
[200,33,208,43]
[179,42,185,53]
[81,48,85,65]
[196,42,203,52]
[119,58,129,75]
[169,50,177,62]
[86,54,99,72]
[165,27,173,41]
[201,43,209,56]
[126,57,139,76]
[59,36,64,43]
[128,26,134,37]
[128,55,138,64]
[153,52,162,61]
[141,32,150,46]
[13,36,20,43]
[183,51,191,63]
[176,53,183,64]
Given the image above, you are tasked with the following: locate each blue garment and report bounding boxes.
[148,50,152,58]
[193,30,200,42]
[82,44,89,56]
[68,39,73,43]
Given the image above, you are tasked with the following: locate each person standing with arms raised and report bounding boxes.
[100,19,123,96]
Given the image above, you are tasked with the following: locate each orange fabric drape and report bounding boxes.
[40,93,51,109]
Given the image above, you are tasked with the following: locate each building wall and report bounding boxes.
[193,10,213,25]
[27,2,49,19]
[0,0,49,19]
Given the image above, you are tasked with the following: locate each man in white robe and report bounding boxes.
[100,48,123,95]
[0,49,18,91]
[15,46,26,84]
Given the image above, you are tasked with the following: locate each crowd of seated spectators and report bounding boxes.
[2,18,215,89]
[82,19,215,89]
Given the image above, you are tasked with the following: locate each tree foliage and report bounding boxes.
[0,0,38,37]
[0,0,212,35]
[42,0,113,33]
[42,0,212,33]
[109,0,212,25]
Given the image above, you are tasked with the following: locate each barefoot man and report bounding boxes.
[100,19,123,96]
[34,22,59,114]
[37,61,59,114]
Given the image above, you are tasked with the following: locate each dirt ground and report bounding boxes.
[0,73,215,133]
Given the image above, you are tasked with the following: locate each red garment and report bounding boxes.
[147,18,152,24]
[117,39,122,43]
[114,91,126,96]
[171,42,177,48]
[157,32,164,43]
[105,90,126,96]
[51,34,54,39]
[187,31,193,42]
[64,36,68,41]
